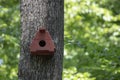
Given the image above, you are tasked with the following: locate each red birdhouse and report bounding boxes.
[30,28,55,55]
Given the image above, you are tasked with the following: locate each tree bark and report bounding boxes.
[18,0,64,80]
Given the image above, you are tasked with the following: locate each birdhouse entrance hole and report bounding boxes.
[39,40,46,47]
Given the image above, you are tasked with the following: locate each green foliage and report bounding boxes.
[0,0,20,80]
[64,0,120,80]
[1,0,120,80]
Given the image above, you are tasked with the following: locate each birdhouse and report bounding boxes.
[30,28,55,55]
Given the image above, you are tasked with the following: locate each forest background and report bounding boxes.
[0,0,120,80]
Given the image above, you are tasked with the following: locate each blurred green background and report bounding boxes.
[0,0,120,80]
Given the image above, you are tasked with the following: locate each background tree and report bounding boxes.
[18,0,64,80]
[64,0,120,80]
[0,0,20,80]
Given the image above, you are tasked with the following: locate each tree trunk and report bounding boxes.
[18,0,64,80]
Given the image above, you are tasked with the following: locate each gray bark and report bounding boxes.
[18,0,64,80]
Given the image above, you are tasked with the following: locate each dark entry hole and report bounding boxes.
[39,40,46,47]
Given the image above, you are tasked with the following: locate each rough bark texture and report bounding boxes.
[18,0,64,80]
